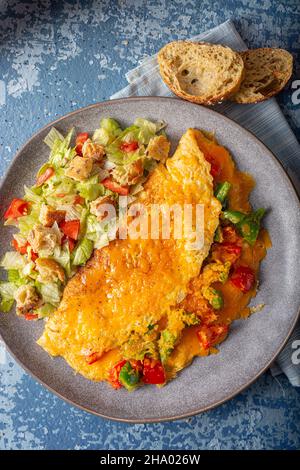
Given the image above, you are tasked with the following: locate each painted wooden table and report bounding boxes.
[0,0,299,450]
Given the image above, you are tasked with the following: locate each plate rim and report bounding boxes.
[1,96,299,423]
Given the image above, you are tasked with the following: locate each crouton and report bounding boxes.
[82,139,105,161]
[28,224,62,255]
[39,204,66,227]
[15,285,40,314]
[146,135,170,163]
[65,156,93,181]
[35,258,65,283]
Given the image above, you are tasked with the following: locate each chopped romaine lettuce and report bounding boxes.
[72,238,94,266]
[35,303,56,318]
[7,269,25,286]
[44,127,65,149]
[40,283,62,306]
[0,282,18,312]
[24,185,44,204]
[52,244,72,277]
[77,174,104,201]
[18,209,40,237]
[1,252,26,270]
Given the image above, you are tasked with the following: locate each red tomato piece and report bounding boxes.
[4,199,29,220]
[36,167,54,187]
[61,235,76,252]
[68,238,76,252]
[142,358,166,385]
[230,266,255,293]
[101,178,129,195]
[120,141,139,153]
[12,239,29,255]
[30,250,38,262]
[204,154,221,179]
[24,313,38,321]
[108,360,127,389]
[74,195,85,205]
[197,324,229,350]
[75,132,89,156]
[59,219,80,240]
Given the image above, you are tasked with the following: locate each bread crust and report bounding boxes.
[231,48,293,104]
[158,41,245,105]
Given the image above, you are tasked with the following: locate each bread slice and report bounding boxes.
[232,48,293,104]
[157,41,244,105]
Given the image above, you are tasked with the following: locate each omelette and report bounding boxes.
[1,120,269,391]
[37,129,222,385]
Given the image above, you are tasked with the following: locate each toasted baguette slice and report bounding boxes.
[158,41,244,105]
[232,48,293,104]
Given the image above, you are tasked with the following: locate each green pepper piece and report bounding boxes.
[159,330,177,364]
[202,286,224,310]
[214,225,223,243]
[210,289,223,310]
[237,208,266,246]
[119,361,140,391]
[222,210,245,224]
[215,181,231,204]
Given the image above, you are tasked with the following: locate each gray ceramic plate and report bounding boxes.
[0,97,300,423]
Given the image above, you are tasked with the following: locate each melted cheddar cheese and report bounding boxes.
[38,129,270,387]
[38,129,221,381]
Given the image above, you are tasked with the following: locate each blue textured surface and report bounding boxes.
[0,0,299,450]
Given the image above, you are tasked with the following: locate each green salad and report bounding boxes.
[0,118,170,319]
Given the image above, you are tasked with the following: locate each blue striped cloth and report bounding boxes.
[111,19,300,387]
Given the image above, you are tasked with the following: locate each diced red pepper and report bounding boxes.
[204,154,221,179]
[102,178,129,196]
[36,167,54,187]
[59,219,80,240]
[75,132,89,156]
[212,241,242,264]
[120,141,139,153]
[24,313,38,321]
[142,358,166,385]
[197,323,229,351]
[4,198,29,220]
[30,250,38,262]
[68,237,76,252]
[230,266,255,293]
[12,239,29,255]
[108,360,127,389]
[61,235,76,252]
[74,195,85,205]
[13,239,38,261]
[86,352,102,365]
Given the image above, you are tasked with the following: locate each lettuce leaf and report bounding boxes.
[77,174,104,202]
[40,283,62,306]
[1,252,26,270]
[72,239,94,266]
[35,303,56,318]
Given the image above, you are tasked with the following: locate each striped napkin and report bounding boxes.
[111,19,300,387]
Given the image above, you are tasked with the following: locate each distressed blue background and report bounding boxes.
[0,0,300,450]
